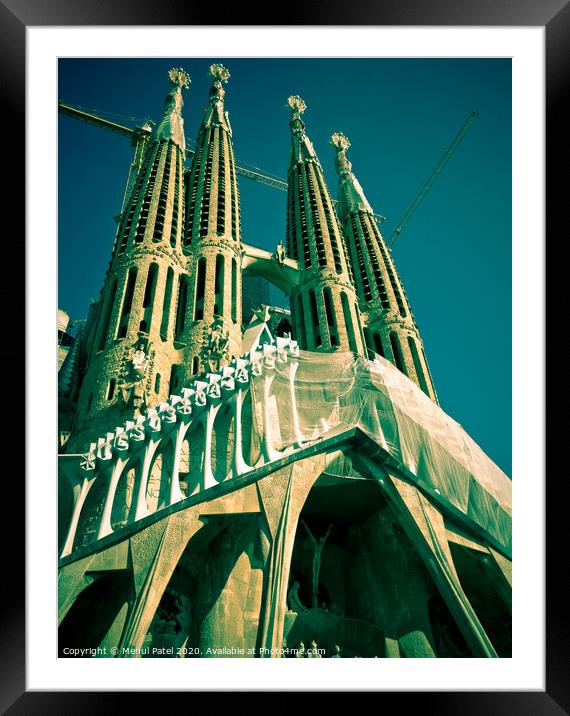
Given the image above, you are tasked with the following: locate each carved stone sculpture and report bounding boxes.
[201,317,230,372]
[301,520,333,608]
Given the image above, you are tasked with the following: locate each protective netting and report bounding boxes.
[249,349,511,555]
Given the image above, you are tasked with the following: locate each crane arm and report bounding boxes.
[387,110,479,247]
[58,101,289,191]
[58,102,137,139]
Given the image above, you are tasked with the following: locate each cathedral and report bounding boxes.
[57,65,512,659]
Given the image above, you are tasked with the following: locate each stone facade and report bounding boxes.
[332,132,438,402]
[182,64,242,381]
[286,96,365,355]
[58,66,511,659]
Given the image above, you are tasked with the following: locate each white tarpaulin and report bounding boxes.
[249,349,511,554]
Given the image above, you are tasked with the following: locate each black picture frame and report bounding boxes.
[9,0,564,710]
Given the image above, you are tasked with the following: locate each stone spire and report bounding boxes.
[154,67,191,152]
[69,68,193,451]
[199,63,232,134]
[181,63,242,380]
[113,67,190,257]
[331,132,373,215]
[285,98,365,355]
[332,133,438,402]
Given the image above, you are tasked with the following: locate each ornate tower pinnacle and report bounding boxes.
[70,68,192,450]
[182,62,242,379]
[331,132,373,215]
[198,63,232,134]
[154,67,191,152]
[288,95,307,126]
[209,63,230,98]
[287,95,318,163]
[285,101,365,355]
[169,67,191,89]
[331,131,350,153]
[288,95,306,112]
[332,133,438,401]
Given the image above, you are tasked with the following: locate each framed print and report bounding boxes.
[7,0,565,710]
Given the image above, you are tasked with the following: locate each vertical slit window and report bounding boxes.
[373,219,407,317]
[106,378,116,401]
[228,142,240,242]
[352,215,373,302]
[134,144,163,244]
[199,131,215,238]
[170,147,181,248]
[117,149,154,254]
[169,364,179,395]
[153,142,173,243]
[160,267,174,341]
[294,295,306,349]
[348,215,366,303]
[139,263,158,333]
[408,336,430,396]
[184,145,204,250]
[214,254,225,316]
[323,287,338,347]
[286,168,298,260]
[341,292,358,353]
[298,168,311,268]
[175,275,189,341]
[216,131,226,234]
[231,258,237,323]
[315,168,344,274]
[154,373,161,394]
[308,289,321,348]
[96,278,117,352]
[389,332,407,375]
[361,213,390,310]
[374,333,385,357]
[306,165,327,269]
[194,257,206,321]
[116,268,138,339]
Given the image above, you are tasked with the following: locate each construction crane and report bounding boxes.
[58,101,476,239]
[58,102,387,224]
[387,110,479,247]
[58,101,289,192]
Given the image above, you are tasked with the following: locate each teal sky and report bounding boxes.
[58,58,512,475]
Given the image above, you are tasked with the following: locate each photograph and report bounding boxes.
[56,57,513,661]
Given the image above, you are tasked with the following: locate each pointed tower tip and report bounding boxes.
[201,63,232,132]
[208,64,230,107]
[332,132,374,216]
[288,96,308,139]
[168,67,191,90]
[331,132,350,152]
[209,63,230,83]
[154,68,189,150]
[287,95,317,161]
[287,95,307,114]
[332,131,353,177]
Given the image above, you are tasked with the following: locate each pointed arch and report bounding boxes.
[211,403,235,483]
[111,459,139,530]
[146,439,174,514]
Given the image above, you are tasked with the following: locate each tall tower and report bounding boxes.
[70,68,192,450]
[182,64,242,378]
[286,96,365,355]
[331,132,438,402]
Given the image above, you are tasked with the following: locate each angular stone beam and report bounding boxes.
[59,336,302,556]
[242,241,300,294]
